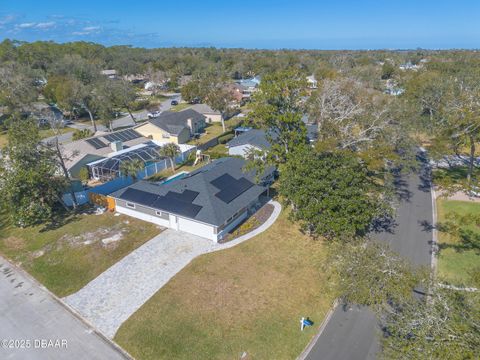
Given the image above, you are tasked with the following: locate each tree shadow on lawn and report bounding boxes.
[39,204,92,233]
[437,227,480,254]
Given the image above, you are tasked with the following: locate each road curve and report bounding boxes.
[303,160,433,360]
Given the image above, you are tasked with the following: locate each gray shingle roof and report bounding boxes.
[110,157,274,226]
[149,109,206,135]
[188,103,221,115]
[227,129,276,150]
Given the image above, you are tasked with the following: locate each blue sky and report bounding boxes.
[1,0,479,49]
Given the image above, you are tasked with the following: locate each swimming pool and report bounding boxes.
[161,171,189,185]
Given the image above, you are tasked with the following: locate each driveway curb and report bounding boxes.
[0,255,133,360]
[430,185,439,277]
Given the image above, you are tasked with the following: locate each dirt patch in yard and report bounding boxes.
[3,236,26,250]
[58,226,125,249]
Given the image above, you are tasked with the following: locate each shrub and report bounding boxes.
[72,129,93,141]
[218,133,234,144]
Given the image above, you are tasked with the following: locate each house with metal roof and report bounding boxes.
[135,109,206,144]
[109,157,274,241]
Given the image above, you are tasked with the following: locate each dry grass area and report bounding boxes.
[0,210,162,297]
[115,210,333,360]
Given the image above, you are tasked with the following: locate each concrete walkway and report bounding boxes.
[0,256,130,360]
[64,200,281,339]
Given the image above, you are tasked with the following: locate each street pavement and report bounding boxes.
[0,256,129,360]
[304,160,433,360]
[111,93,181,130]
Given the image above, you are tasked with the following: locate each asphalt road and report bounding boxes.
[42,93,181,144]
[0,256,129,360]
[304,160,433,360]
[111,93,181,130]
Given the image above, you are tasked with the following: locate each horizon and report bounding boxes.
[1,0,480,50]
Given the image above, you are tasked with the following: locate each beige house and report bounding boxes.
[135,109,206,144]
[188,104,223,123]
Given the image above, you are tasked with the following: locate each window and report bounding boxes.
[126,202,136,209]
[155,210,169,219]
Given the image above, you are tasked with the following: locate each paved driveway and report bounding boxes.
[64,230,214,338]
[0,256,128,360]
[64,200,281,339]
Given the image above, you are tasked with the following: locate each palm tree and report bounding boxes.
[158,143,181,172]
[119,159,144,182]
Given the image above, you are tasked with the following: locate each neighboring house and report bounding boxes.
[109,157,275,241]
[135,109,206,144]
[236,76,261,96]
[225,83,248,102]
[384,79,405,96]
[227,124,317,158]
[101,69,117,79]
[188,103,223,123]
[399,62,421,71]
[226,129,276,158]
[306,75,318,89]
[87,142,195,181]
[59,128,150,178]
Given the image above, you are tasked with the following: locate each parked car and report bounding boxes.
[171,100,179,106]
[147,110,161,118]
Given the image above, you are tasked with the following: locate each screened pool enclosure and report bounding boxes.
[87,143,164,181]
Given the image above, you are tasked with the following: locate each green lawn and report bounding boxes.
[115,210,333,360]
[188,117,240,147]
[0,210,162,297]
[436,199,480,286]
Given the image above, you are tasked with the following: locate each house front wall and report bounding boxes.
[177,217,217,241]
[135,123,180,143]
[176,127,191,144]
[114,193,263,242]
[114,199,218,241]
[115,202,171,228]
[203,113,223,123]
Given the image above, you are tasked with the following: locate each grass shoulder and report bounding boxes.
[436,199,480,287]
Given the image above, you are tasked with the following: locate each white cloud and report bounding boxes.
[83,26,100,31]
[0,14,17,25]
[35,21,55,29]
[18,22,36,28]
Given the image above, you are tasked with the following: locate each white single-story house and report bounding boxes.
[101,69,117,79]
[109,157,274,242]
[226,129,276,158]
